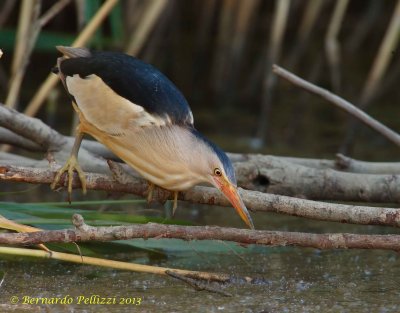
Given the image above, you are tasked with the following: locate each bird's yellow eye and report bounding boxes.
[214,168,222,176]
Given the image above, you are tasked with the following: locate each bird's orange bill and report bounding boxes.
[215,178,255,229]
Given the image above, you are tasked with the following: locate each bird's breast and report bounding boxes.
[78,118,205,191]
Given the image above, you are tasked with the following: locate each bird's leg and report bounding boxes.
[172,191,179,216]
[51,129,86,202]
[146,182,155,203]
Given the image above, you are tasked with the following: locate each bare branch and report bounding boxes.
[5,101,400,178]
[165,270,232,297]
[272,64,400,147]
[0,214,398,251]
[0,128,42,151]
[335,153,400,174]
[0,105,65,150]
[2,164,400,228]
[236,155,400,202]
[2,113,400,204]
[274,155,336,169]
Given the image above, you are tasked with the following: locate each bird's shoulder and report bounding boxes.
[59,50,194,127]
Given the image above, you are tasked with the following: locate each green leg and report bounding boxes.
[172,191,179,216]
[51,131,86,201]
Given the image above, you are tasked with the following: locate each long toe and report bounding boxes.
[51,155,87,201]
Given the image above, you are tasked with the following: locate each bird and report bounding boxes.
[51,46,254,229]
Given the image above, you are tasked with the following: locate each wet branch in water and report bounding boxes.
[0,214,398,251]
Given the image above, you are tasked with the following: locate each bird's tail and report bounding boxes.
[56,46,91,58]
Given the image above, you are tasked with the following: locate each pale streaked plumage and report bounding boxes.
[52,46,254,229]
[66,73,221,191]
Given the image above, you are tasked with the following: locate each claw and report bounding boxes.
[51,155,87,201]
[146,184,179,216]
[172,191,179,216]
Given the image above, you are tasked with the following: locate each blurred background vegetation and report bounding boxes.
[1,0,400,159]
[1,4,400,307]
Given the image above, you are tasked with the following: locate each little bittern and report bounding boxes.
[51,46,254,229]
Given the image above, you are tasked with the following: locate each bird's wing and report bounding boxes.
[56,48,194,136]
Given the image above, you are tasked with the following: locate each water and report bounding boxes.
[0,201,399,312]
[0,247,398,312]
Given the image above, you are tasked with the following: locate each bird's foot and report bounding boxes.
[51,155,87,202]
[146,184,179,215]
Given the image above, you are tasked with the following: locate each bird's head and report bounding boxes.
[207,163,254,229]
[191,129,254,229]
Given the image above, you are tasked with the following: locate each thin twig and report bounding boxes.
[272,64,400,147]
[0,214,49,252]
[340,0,400,152]
[166,270,233,297]
[38,0,71,27]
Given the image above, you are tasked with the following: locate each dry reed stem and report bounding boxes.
[360,0,400,107]
[5,0,41,108]
[24,0,119,117]
[126,0,168,55]
[0,246,241,283]
[256,0,290,144]
[325,0,348,93]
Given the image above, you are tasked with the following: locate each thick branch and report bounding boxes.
[0,127,42,151]
[0,105,65,150]
[1,164,400,228]
[4,137,400,203]
[0,215,398,251]
[2,104,400,202]
[278,154,400,174]
[236,155,400,202]
[272,155,336,170]
[335,153,400,174]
